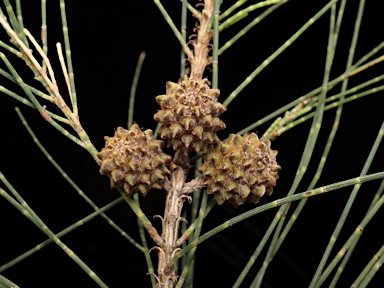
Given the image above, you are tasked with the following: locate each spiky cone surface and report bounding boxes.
[198,133,281,207]
[154,75,226,153]
[97,124,172,196]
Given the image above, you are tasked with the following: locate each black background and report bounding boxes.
[1,1,383,287]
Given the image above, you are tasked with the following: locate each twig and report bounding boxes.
[56,42,73,107]
[23,28,57,88]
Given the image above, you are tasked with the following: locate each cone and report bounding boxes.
[198,133,281,207]
[154,75,226,152]
[97,124,171,196]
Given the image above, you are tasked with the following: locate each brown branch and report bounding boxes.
[188,0,215,81]
[157,164,189,287]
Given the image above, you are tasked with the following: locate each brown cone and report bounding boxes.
[198,133,281,207]
[97,124,171,196]
[154,75,226,152]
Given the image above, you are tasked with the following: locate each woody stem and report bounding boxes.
[157,151,190,287]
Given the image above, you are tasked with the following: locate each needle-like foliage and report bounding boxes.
[0,1,383,287]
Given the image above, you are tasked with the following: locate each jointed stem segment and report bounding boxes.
[170,171,384,269]
[1,1,383,287]
[0,173,108,288]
